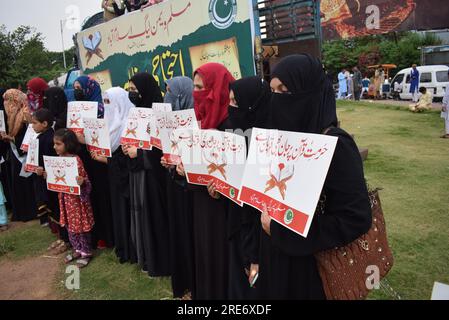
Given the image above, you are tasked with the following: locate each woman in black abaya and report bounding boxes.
[176,63,235,299]
[73,76,114,249]
[161,76,195,298]
[258,54,372,299]
[1,89,37,222]
[124,72,170,277]
[92,87,137,264]
[208,76,271,299]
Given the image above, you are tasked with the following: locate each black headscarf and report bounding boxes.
[269,54,338,134]
[129,72,163,108]
[43,87,68,130]
[228,76,271,131]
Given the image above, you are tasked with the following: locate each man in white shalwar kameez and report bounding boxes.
[441,70,449,139]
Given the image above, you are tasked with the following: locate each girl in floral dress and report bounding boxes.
[44,129,95,268]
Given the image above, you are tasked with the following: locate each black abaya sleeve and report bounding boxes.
[269,128,372,257]
[13,126,28,157]
[127,149,146,172]
[241,206,261,265]
[38,130,56,167]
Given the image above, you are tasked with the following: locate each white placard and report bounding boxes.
[160,109,199,165]
[25,138,39,173]
[0,111,6,133]
[67,101,99,134]
[20,125,38,152]
[152,103,172,112]
[120,107,154,150]
[43,156,80,195]
[177,129,247,205]
[238,128,338,237]
[83,117,112,157]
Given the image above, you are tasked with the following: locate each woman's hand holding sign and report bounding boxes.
[261,203,272,236]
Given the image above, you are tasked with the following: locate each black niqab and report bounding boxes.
[269,54,337,134]
[43,87,68,130]
[228,76,271,131]
[130,73,163,108]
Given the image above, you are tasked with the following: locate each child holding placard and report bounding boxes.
[33,109,71,253]
[31,109,57,226]
[42,129,95,268]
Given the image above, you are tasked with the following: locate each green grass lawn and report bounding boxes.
[1,100,448,300]
[337,100,449,300]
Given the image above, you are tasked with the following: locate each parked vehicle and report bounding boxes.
[391,65,449,101]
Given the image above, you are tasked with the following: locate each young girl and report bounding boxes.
[43,129,95,268]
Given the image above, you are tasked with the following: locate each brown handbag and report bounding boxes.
[314,188,394,300]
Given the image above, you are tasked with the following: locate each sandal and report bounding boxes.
[64,252,81,264]
[76,257,91,269]
[53,242,70,255]
[47,240,63,251]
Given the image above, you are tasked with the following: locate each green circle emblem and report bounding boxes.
[209,0,237,30]
[284,209,294,225]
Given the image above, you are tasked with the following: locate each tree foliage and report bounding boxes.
[0,25,75,89]
[322,32,442,81]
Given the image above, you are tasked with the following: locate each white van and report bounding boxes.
[391,65,449,100]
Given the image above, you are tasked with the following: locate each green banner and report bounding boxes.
[76,0,255,91]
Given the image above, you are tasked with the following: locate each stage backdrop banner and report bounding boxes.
[76,0,256,91]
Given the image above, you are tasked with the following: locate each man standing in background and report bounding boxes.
[353,66,363,101]
[338,68,348,99]
[410,64,420,103]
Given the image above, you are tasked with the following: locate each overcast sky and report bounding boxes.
[0,0,101,51]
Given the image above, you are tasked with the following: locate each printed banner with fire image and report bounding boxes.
[20,125,38,152]
[25,138,39,173]
[177,129,246,205]
[149,103,173,149]
[43,156,80,196]
[160,109,199,165]
[83,118,112,157]
[67,101,99,134]
[238,128,338,237]
[121,107,154,150]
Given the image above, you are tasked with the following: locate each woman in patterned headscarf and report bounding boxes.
[73,76,105,118]
[72,75,113,249]
[1,89,37,222]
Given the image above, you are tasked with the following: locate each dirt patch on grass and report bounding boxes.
[0,255,62,300]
